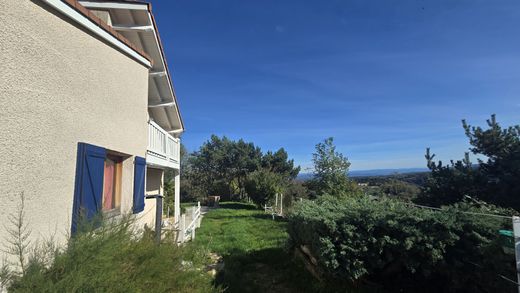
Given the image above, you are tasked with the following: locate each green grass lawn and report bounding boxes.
[193,202,321,293]
[192,202,378,292]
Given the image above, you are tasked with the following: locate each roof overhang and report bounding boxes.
[79,0,185,137]
[42,0,152,67]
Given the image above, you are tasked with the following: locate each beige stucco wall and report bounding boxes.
[0,1,151,256]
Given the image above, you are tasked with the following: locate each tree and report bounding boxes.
[229,139,263,197]
[166,135,301,202]
[188,135,262,197]
[417,149,481,206]
[463,114,520,208]
[418,115,520,210]
[244,169,284,206]
[261,148,300,180]
[310,137,358,197]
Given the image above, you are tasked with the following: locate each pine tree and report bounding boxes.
[418,115,520,210]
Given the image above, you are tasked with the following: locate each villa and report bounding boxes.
[0,0,183,245]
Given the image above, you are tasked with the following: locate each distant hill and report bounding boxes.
[297,167,429,180]
[349,168,429,177]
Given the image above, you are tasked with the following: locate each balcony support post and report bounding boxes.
[174,170,181,227]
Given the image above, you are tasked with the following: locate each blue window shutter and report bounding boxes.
[71,143,106,234]
[133,156,146,214]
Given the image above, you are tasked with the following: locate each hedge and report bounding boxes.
[287,196,516,292]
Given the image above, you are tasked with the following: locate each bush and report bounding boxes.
[285,180,310,201]
[7,217,219,293]
[379,179,420,201]
[244,169,284,206]
[287,196,516,292]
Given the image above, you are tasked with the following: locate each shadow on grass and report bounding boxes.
[218,202,258,210]
[212,247,384,293]
[205,213,286,221]
[213,247,320,293]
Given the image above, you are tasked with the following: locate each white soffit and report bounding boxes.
[79,0,185,134]
[43,0,151,68]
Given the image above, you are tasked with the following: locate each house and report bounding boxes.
[0,0,183,248]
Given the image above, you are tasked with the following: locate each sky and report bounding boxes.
[150,0,520,171]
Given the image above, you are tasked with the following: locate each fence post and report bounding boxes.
[512,216,520,293]
[197,202,201,228]
[179,214,186,243]
[279,193,283,216]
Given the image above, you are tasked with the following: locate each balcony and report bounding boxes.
[146,120,180,169]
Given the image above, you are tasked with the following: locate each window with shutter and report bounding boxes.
[71,143,106,234]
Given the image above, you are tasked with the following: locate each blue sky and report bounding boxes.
[151,0,520,171]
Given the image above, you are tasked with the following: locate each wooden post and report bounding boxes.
[513,216,520,293]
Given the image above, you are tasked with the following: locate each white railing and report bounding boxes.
[147,120,180,168]
[179,202,201,243]
[264,193,284,219]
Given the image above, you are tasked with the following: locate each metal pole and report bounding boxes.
[155,195,163,244]
[513,216,520,293]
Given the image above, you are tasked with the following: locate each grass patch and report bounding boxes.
[194,202,286,255]
[193,202,355,292]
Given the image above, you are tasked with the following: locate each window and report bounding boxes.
[72,143,135,233]
[102,155,122,212]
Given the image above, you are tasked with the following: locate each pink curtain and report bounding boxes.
[103,160,115,210]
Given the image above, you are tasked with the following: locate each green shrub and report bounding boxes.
[244,169,284,206]
[379,179,420,201]
[7,217,219,293]
[287,196,516,292]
